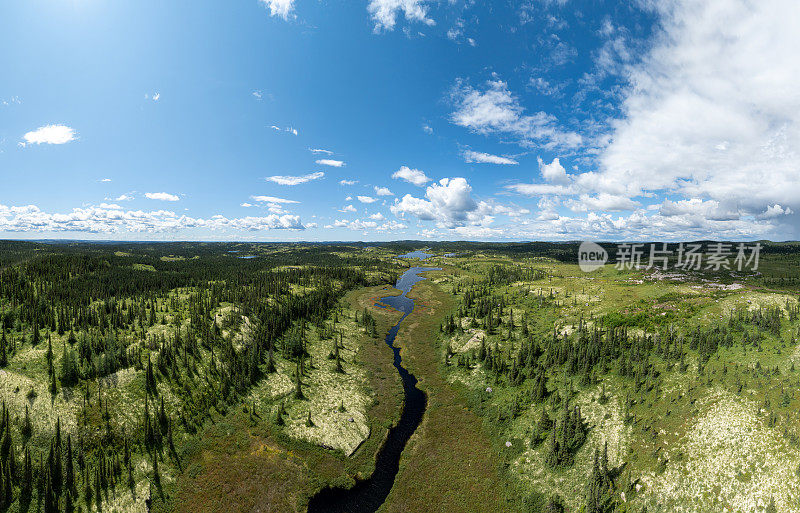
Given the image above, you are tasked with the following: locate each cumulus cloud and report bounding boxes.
[538,157,570,184]
[339,204,357,213]
[659,198,739,221]
[463,150,519,165]
[758,204,794,219]
[357,195,378,204]
[450,79,581,149]
[391,177,479,227]
[20,125,76,146]
[316,159,345,167]
[310,148,333,155]
[374,186,394,196]
[595,0,800,233]
[260,0,295,20]
[115,194,134,201]
[339,179,358,186]
[266,171,324,185]
[145,192,179,202]
[368,0,434,32]
[0,203,303,233]
[391,166,430,186]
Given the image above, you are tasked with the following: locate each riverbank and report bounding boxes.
[379,274,513,513]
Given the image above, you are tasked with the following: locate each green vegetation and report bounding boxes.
[2,239,800,512]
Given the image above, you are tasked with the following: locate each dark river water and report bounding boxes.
[306,266,440,513]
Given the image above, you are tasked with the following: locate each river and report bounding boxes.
[306,265,440,513]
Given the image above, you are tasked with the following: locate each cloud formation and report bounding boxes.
[391,166,430,186]
[145,192,179,201]
[21,125,76,146]
[368,0,434,32]
[0,203,303,233]
[260,0,295,20]
[266,172,324,185]
[450,79,581,149]
[463,150,519,165]
[592,0,800,234]
[315,159,345,167]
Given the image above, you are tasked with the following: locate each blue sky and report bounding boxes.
[1,0,798,241]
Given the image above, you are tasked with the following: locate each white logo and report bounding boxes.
[578,241,607,272]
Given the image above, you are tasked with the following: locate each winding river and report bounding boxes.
[307,265,440,513]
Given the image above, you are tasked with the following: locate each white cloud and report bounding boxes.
[115,194,134,201]
[339,179,358,186]
[506,183,574,196]
[374,186,394,196]
[391,166,430,186]
[316,159,345,167]
[260,0,295,20]
[330,216,405,232]
[21,125,76,146]
[270,125,298,135]
[368,0,434,32]
[422,124,433,134]
[538,157,570,184]
[0,203,304,233]
[339,204,357,213]
[659,198,740,221]
[152,93,160,101]
[252,90,263,100]
[99,178,112,183]
[450,79,581,150]
[145,192,179,202]
[240,202,253,207]
[529,77,565,97]
[391,177,479,228]
[357,195,378,204]
[310,148,333,155]
[251,195,299,204]
[566,193,640,212]
[759,204,794,219]
[463,150,518,165]
[369,212,385,220]
[377,220,407,231]
[266,171,324,185]
[1,96,21,107]
[595,0,800,235]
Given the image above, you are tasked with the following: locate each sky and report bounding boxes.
[1,0,799,242]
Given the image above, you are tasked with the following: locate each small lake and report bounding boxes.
[397,250,432,259]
